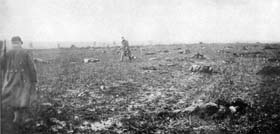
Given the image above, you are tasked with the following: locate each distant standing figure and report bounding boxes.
[0,40,6,89]
[120,37,132,61]
[1,36,37,123]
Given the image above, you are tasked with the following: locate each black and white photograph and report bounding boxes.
[1,0,280,133]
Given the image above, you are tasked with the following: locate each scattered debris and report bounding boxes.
[83,58,100,63]
[195,102,219,118]
[141,66,157,70]
[222,58,235,64]
[230,98,248,115]
[189,64,214,74]
[79,118,115,132]
[130,55,137,59]
[257,66,280,75]
[10,44,277,134]
[34,58,49,64]
[50,118,67,130]
[213,98,249,120]
[267,58,280,62]
[242,46,248,50]
[176,100,219,118]
[179,49,191,54]
[263,44,280,50]
[192,53,206,59]
[173,98,249,122]
[233,51,264,58]
[217,49,231,54]
[264,45,274,49]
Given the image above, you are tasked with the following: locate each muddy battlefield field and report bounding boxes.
[2,43,280,134]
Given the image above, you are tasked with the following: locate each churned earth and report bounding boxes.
[2,43,280,134]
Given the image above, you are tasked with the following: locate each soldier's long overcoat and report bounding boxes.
[1,47,37,108]
[121,39,131,57]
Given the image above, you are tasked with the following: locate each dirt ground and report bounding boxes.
[2,43,280,134]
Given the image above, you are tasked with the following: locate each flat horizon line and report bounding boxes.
[18,41,280,50]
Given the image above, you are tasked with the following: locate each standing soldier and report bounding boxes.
[1,36,37,123]
[120,37,132,61]
[0,40,6,90]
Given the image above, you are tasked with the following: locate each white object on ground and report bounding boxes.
[84,58,100,63]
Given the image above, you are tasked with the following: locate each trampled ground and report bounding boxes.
[2,43,280,134]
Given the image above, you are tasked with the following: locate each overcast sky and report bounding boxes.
[0,0,280,43]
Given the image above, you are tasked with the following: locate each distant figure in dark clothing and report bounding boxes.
[1,36,37,123]
[0,40,6,89]
[120,37,132,61]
